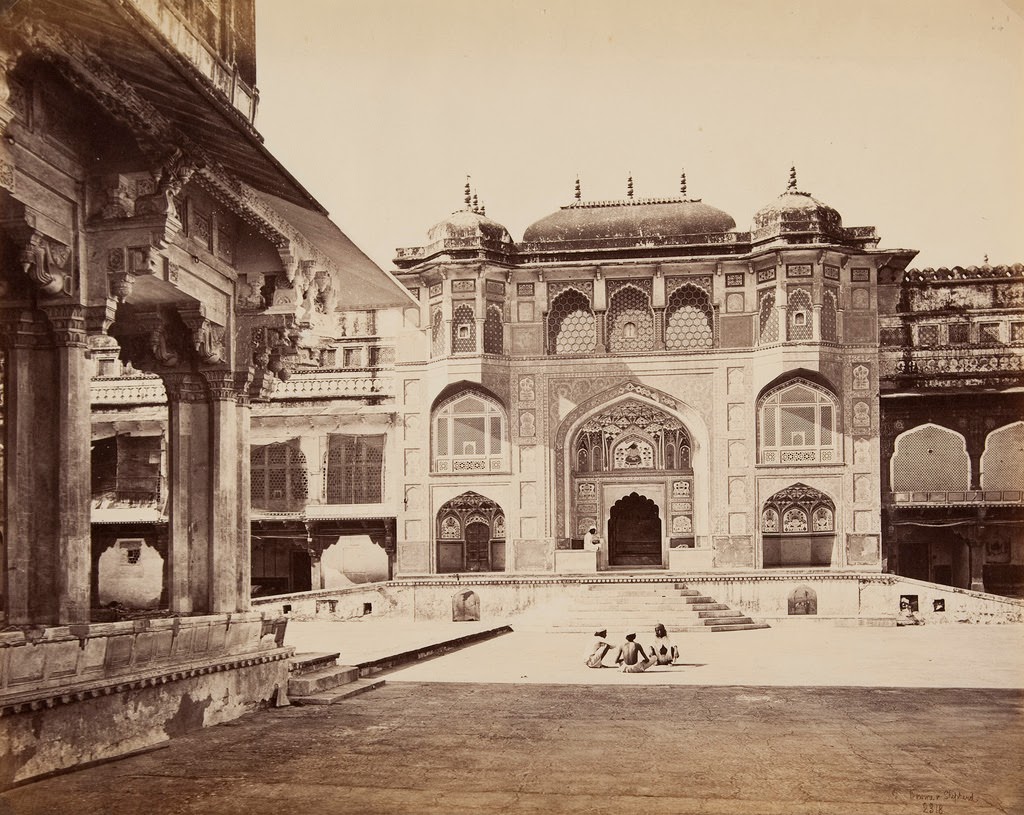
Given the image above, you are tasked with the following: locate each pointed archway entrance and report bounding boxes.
[608,492,662,566]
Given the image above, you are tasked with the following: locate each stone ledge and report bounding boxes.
[0,646,293,717]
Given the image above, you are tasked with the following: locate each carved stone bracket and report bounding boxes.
[246,315,301,401]
[179,304,226,365]
[0,201,73,296]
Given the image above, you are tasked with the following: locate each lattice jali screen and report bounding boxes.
[821,288,838,342]
[484,303,503,354]
[759,290,778,343]
[787,288,813,341]
[431,306,444,357]
[251,441,308,508]
[665,284,714,349]
[326,434,384,504]
[759,380,839,464]
[547,289,596,354]
[980,422,1024,491]
[451,304,476,353]
[891,425,970,491]
[917,324,940,347]
[433,391,508,471]
[607,285,654,352]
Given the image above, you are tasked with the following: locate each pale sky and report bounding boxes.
[255,0,1024,272]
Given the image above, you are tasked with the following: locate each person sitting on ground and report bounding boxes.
[649,623,679,665]
[617,633,655,673]
[896,600,925,626]
[585,628,613,668]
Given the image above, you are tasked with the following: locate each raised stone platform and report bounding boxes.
[0,612,292,789]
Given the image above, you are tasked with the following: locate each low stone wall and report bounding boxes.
[0,612,292,789]
[253,574,1024,628]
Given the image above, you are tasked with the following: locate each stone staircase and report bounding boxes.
[287,652,384,705]
[547,581,769,634]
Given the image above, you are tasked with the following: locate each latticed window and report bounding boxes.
[890,424,969,492]
[251,441,308,510]
[917,324,940,347]
[821,289,838,342]
[665,284,714,350]
[759,290,778,344]
[787,288,813,341]
[547,289,596,355]
[451,304,476,353]
[980,422,1023,491]
[483,303,503,354]
[431,306,444,358]
[607,285,654,352]
[433,391,508,473]
[326,435,384,504]
[949,323,970,344]
[758,379,839,464]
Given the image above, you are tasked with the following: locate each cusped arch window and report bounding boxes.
[432,390,509,473]
[980,421,1024,492]
[547,288,596,355]
[758,377,840,464]
[762,483,836,568]
[891,424,969,492]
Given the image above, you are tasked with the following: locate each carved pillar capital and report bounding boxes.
[161,370,208,403]
[39,301,87,348]
[0,306,47,349]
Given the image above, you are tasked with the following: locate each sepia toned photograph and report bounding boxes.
[0,0,1022,812]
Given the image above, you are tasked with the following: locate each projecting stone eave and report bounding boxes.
[750,224,881,251]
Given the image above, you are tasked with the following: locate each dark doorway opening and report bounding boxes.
[608,492,662,566]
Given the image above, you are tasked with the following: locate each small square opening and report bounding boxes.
[363,602,373,615]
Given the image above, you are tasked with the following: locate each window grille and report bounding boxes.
[1011,322,1024,343]
[917,325,939,347]
[433,391,508,472]
[607,285,654,352]
[484,303,503,354]
[762,483,836,567]
[451,304,476,353]
[949,322,970,344]
[980,422,1024,491]
[759,290,778,343]
[787,288,813,341]
[665,284,714,350]
[821,289,838,342]
[890,425,969,492]
[547,289,596,355]
[783,508,808,533]
[979,323,1001,344]
[431,306,444,357]
[326,434,384,504]
[251,441,308,509]
[758,378,839,464]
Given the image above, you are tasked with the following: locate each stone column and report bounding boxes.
[1,304,91,625]
[162,369,250,614]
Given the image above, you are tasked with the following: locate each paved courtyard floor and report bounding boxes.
[2,623,1022,815]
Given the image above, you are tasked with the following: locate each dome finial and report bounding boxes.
[480,201,486,216]
[472,190,479,214]
[680,168,687,198]
[787,165,798,192]
[627,173,634,200]
[574,175,581,201]
[464,175,472,209]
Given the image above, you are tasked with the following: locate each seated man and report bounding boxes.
[896,600,925,626]
[583,527,601,552]
[585,629,614,668]
[617,633,655,673]
[649,623,680,665]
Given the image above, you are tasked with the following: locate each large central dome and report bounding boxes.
[522,197,737,244]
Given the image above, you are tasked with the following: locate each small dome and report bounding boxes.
[523,198,736,243]
[753,168,843,242]
[427,208,512,246]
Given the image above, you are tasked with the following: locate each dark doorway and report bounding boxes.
[465,522,490,572]
[608,492,662,566]
[290,549,312,592]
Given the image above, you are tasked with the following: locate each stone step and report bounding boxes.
[290,678,386,706]
[288,652,342,676]
[288,665,360,697]
[695,610,748,618]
